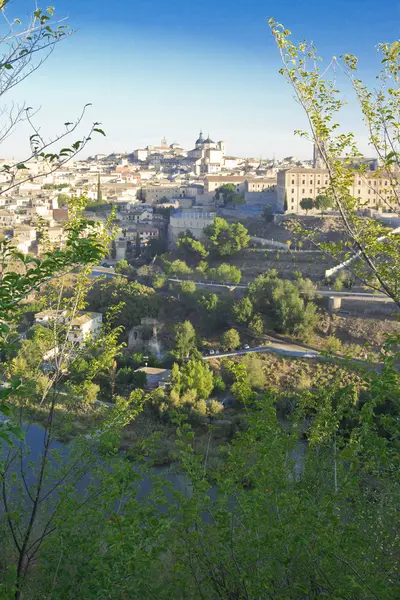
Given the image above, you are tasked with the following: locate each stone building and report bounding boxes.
[128,318,163,358]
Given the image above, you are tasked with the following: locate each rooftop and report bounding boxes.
[134,367,171,376]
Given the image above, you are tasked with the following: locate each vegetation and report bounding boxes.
[300,197,314,214]
[237,270,319,340]
[0,12,399,600]
[176,231,209,261]
[220,328,240,351]
[172,320,197,360]
[204,217,250,256]
[270,19,400,308]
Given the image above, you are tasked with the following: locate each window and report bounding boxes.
[317,181,320,185]
[302,180,305,184]
[358,189,361,195]
[368,190,371,194]
[310,189,312,193]
[358,181,361,185]
[292,189,295,193]
[302,189,305,194]
[292,179,295,184]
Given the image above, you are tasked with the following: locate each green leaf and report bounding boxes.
[93,128,106,137]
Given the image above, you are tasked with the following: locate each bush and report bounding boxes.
[208,399,224,416]
[249,313,264,335]
[213,375,226,394]
[241,355,266,390]
[192,399,207,417]
[324,336,342,353]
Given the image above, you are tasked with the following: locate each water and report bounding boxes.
[1,419,193,504]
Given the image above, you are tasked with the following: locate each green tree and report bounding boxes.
[57,193,70,207]
[179,280,196,295]
[249,312,264,335]
[270,21,400,307]
[86,278,159,340]
[300,197,314,214]
[135,232,141,257]
[220,328,240,351]
[172,320,196,360]
[97,173,103,204]
[208,263,242,284]
[197,293,219,313]
[204,217,250,256]
[176,232,209,261]
[181,358,214,400]
[169,259,192,278]
[241,354,266,389]
[115,259,133,276]
[315,194,333,214]
[232,296,253,323]
[249,271,318,339]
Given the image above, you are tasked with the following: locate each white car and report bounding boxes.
[208,349,215,355]
[243,344,250,350]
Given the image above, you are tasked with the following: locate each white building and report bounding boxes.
[34,310,103,345]
[168,209,216,243]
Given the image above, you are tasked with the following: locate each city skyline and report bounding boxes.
[3,0,400,159]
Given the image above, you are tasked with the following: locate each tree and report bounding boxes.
[197,293,219,314]
[179,281,196,295]
[249,312,264,335]
[57,193,70,207]
[300,197,314,214]
[263,204,274,222]
[131,370,147,389]
[115,259,133,276]
[220,328,240,351]
[270,20,400,307]
[216,183,235,204]
[180,358,214,400]
[176,232,209,261]
[97,173,103,204]
[172,320,196,360]
[86,278,159,340]
[248,271,318,339]
[135,232,141,257]
[241,354,266,390]
[204,217,250,256]
[208,263,242,285]
[168,259,192,278]
[315,194,333,214]
[232,297,253,323]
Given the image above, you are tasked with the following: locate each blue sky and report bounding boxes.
[4,0,400,159]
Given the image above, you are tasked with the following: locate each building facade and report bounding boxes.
[277,167,399,214]
[168,210,216,243]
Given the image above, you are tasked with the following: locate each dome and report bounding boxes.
[203,136,214,144]
[195,130,205,145]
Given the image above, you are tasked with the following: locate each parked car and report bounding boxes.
[243,344,250,350]
[208,349,215,355]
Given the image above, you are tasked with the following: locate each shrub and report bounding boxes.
[324,336,342,353]
[213,375,226,394]
[208,400,224,416]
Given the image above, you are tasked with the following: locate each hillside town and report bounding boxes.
[1,0,400,596]
[0,132,395,259]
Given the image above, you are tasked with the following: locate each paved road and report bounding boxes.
[202,343,319,361]
[168,277,393,303]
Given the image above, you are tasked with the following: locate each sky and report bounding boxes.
[3,0,400,160]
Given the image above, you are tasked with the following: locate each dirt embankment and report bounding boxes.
[316,313,400,349]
